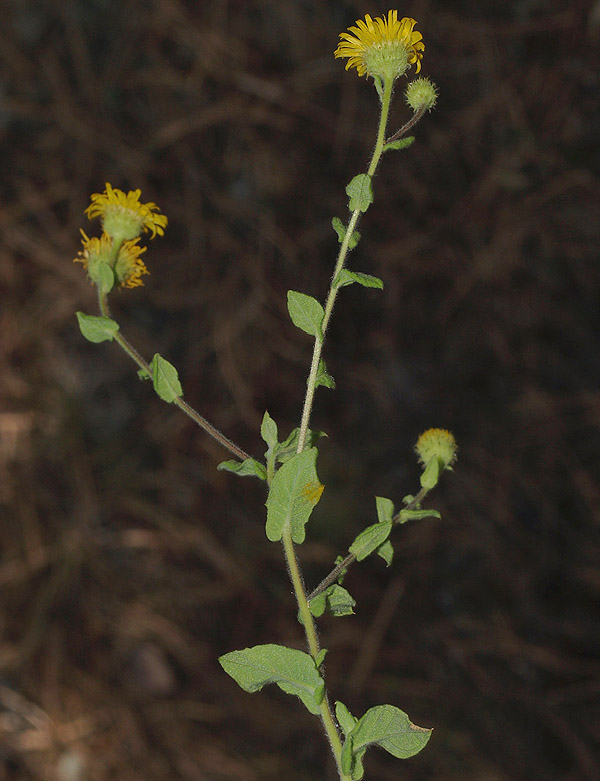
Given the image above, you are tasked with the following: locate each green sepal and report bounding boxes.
[217,458,267,481]
[265,447,322,544]
[349,521,392,561]
[287,290,324,341]
[149,354,182,403]
[350,704,432,760]
[346,174,373,214]
[397,507,441,524]
[315,358,336,389]
[218,644,325,716]
[76,312,119,343]
[373,76,384,101]
[334,269,383,290]
[383,136,415,153]
[332,217,361,250]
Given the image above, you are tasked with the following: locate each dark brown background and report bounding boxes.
[1,0,599,778]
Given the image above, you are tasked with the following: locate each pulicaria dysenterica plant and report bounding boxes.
[74,10,454,780]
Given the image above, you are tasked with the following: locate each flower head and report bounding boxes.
[85,183,168,242]
[415,428,457,470]
[73,230,149,289]
[335,11,424,81]
[405,77,438,112]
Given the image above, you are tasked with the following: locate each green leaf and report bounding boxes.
[260,411,278,450]
[265,448,323,544]
[397,508,441,524]
[349,521,392,561]
[377,539,394,566]
[346,174,373,213]
[150,354,182,403]
[420,457,440,490]
[351,704,432,759]
[332,217,361,250]
[76,312,120,343]
[275,427,326,465]
[383,136,415,152]
[314,648,328,668]
[287,291,324,341]
[308,585,355,619]
[315,358,336,389]
[375,496,395,524]
[96,262,115,294]
[336,701,358,737]
[219,644,325,716]
[217,458,267,481]
[335,270,383,290]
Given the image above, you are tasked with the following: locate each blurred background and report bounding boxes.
[1,0,599,778]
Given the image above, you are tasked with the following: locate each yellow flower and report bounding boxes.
[73,230,149,289]
[73,230,113,285]
[335,11,424,81]
[114,238,149,288]
[85,183,168,241]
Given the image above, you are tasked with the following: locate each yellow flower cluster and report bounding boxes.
[74,183,167,290]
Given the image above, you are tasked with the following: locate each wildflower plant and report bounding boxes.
[74,11,454,780]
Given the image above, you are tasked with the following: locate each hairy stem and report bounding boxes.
[97,291,250,462]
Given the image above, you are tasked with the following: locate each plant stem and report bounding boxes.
[296,77,394,454]
[97,291,251,462]
[280,78,400,780]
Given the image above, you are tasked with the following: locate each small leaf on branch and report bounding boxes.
[150,354,182,403]
[260,411,278,450]
[275,427,326,464]
[383,136,415,152]
[397,508,441,524]
[346,174,373,213]
[332,217,361,249]
[307,584,355,619]
[349,521,392,561]
[287,291,324,340]
[76,312,119,343]
[315,358,336,389]
[217,458,267,480]
[334,269,383,290]
[377,539,394,566]
[219,644,325,715]
[336,701,358,737]
[375,496,395,524]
